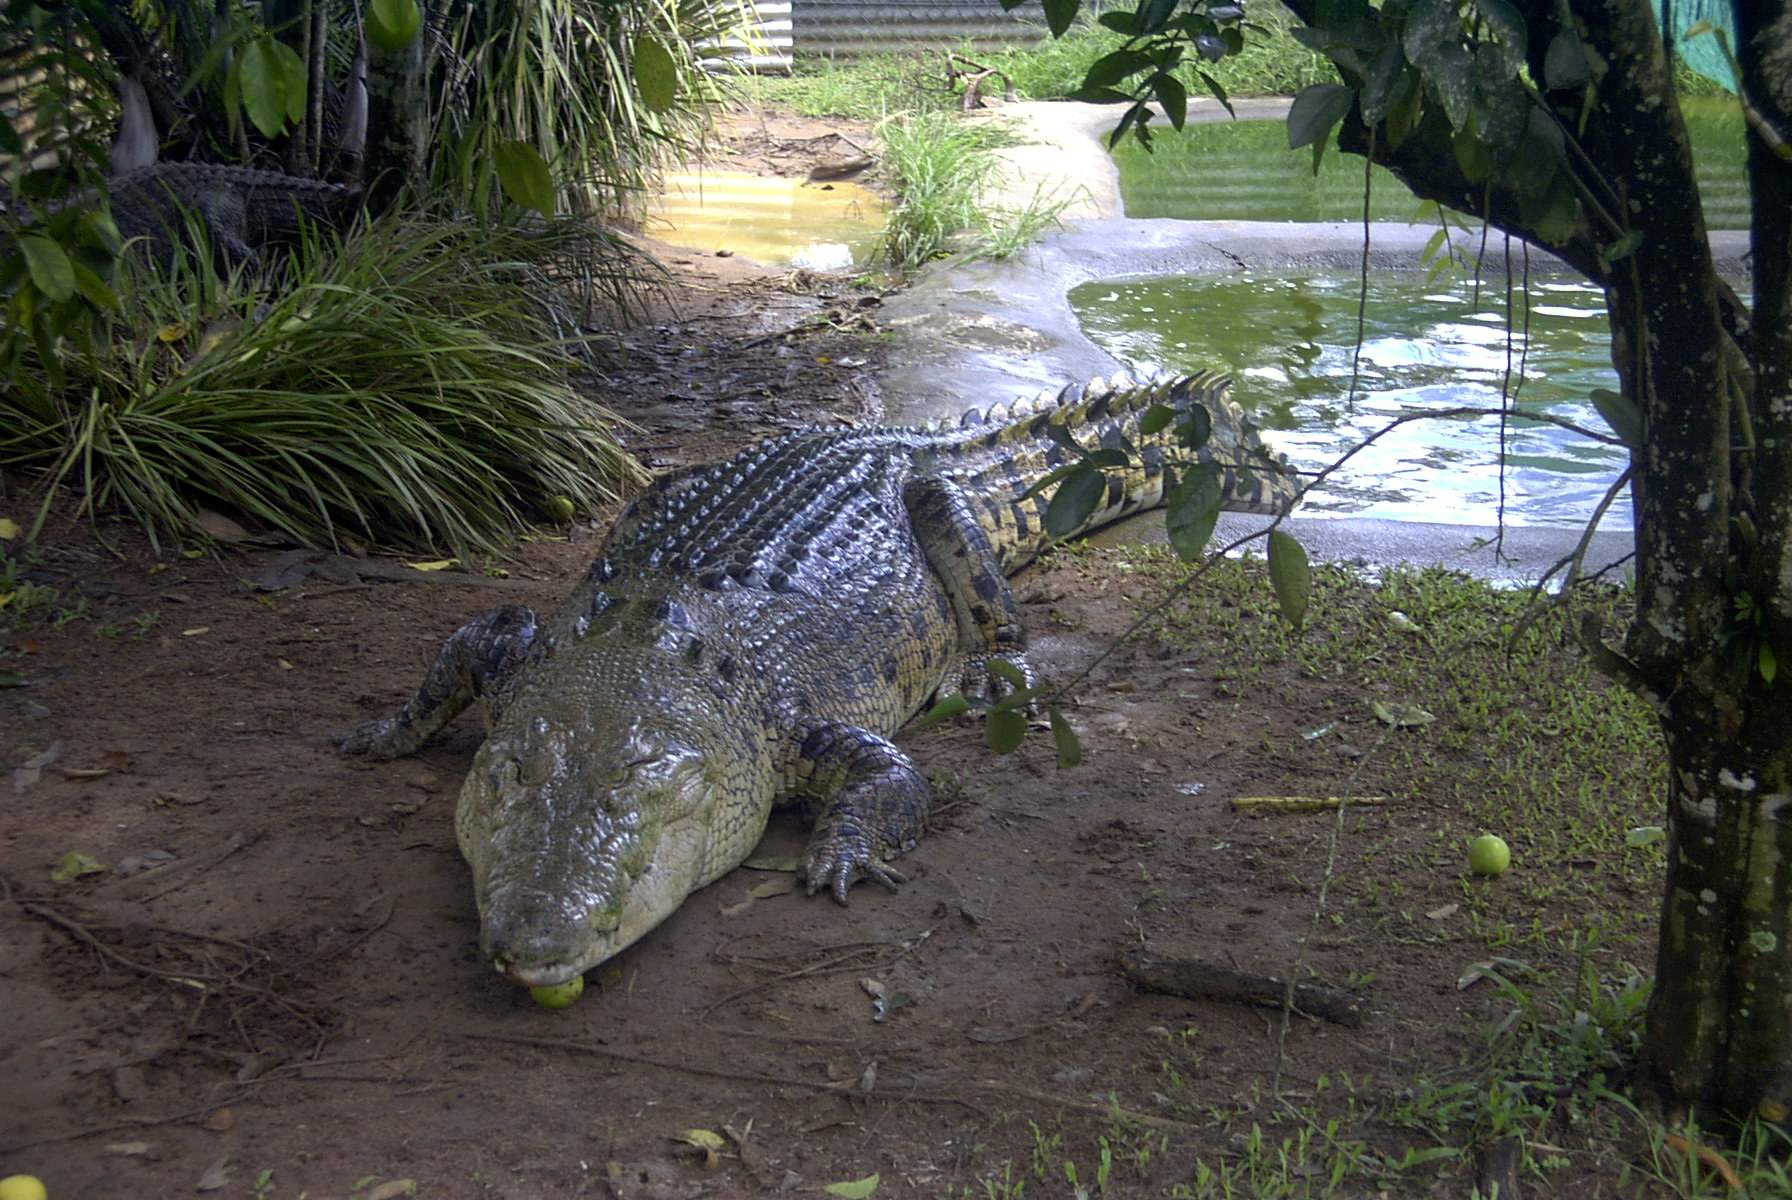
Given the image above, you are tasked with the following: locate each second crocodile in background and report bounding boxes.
[335,372,1295,989]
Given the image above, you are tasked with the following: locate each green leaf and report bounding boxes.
[915,691,974,730]
[1518,169,1580,246]
[986,658,1030,690]
[1403,0,1475,131]
[1097,9,1140,35]
[1045,465,1108,537]
[1042,0,1080,37]
[1165,466,1221,561]
[1267,528,1311,631]
[1589,387,1642,449]
[1140,403,1177,436]
[1137,0,1179,35]
[1153,72,1188,131]
[1178,404,1212,451]
[1760,640,1777,685]
[1359,41,1408,124]
[1081,50,1155,91]
[68,260,119,311]
[1049,705,1081,769]
[1603,230,1645,263]
[1542,27,1589,88]
[365,0,422,52]
[633,37,678,115]
[237,36,306,138]
[52,849,105,882]
[986,709,1028,755]
[495,141,556,217]
[1287,83,1354,150]
[1504,107,1565,199]
[1020,460,1088,501]
[1195,68,1234,117]
[1453,129,1493,183]
[77,209,123,256]
[0,670,27,687]
[18,233,75,301]
[1473,0,1528,77]
[1372,699,1435,727]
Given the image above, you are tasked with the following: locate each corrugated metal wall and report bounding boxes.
[710,0,795,73]
[789,0,1048,60]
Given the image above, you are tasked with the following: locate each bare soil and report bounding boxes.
[1,113,1655,1198]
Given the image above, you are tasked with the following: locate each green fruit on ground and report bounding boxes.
[543,495,577,523]
[530,975,585,1009]
[1469,834,1512,877]
[0,1175,49,1200]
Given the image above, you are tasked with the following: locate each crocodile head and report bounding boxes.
[454,682,749,988]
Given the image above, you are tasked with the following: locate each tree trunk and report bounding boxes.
[361,3,432,214]
[1282,0,1792,1122]
[1639,0,1792,1123]
[1644,720,1792,1118]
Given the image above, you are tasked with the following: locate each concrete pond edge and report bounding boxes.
[876,100,1751,586]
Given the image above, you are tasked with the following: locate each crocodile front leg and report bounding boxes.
[902,475,1037,701]
[334,604,537,759]
[784,717,932,904]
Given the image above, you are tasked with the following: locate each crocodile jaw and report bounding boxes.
[473,820,705,987]
[455,706,719,988]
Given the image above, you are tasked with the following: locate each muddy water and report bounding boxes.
[647,168,885,269]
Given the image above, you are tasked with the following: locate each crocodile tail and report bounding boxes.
[939,371,1296,571]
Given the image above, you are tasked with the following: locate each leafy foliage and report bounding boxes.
[1,214,648,555]
[0,0,751,218]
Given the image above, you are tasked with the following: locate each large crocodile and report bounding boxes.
[336,372,1294,987]
[10,161,356,269]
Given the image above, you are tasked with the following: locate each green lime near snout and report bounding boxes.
[529,975,585,1009]
[1468,834,1512,877]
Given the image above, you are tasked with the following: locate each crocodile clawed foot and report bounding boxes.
[962,652,1040,713]
[331,719,404,759]
[802,850,909,905]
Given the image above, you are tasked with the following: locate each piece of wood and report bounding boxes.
[1230,795,1387,813]
[1119,952,1367,1028]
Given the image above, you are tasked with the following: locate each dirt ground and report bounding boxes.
[1,113,1657,1199]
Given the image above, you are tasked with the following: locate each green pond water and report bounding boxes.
[1072,272,1630,529]
[1112,98,1748,229]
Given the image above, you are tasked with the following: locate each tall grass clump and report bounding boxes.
[874,112,1070,268]
[1,217,649,557]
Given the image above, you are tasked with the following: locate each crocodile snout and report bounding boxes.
[477,886,615,987]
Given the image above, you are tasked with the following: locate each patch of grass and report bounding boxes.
[1000,543,1671,1192]
[745,53,952,121]
[1118,551,1663,921]
[2,214,650,557]
[874,111,1069,269]
[0,550,89,631]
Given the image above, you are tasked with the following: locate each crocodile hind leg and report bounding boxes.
[902,475,1037,701]
[783,717,932,904]
[334,604,538,760]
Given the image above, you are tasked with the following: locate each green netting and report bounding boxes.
[1661,0,1738,93]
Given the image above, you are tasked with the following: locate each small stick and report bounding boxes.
[1119,952,1367,1028]
[1230,795,1387,813]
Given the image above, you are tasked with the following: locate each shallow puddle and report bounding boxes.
[647,168,885,269]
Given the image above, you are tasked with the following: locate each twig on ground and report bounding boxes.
[1119,951,1367,1028]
